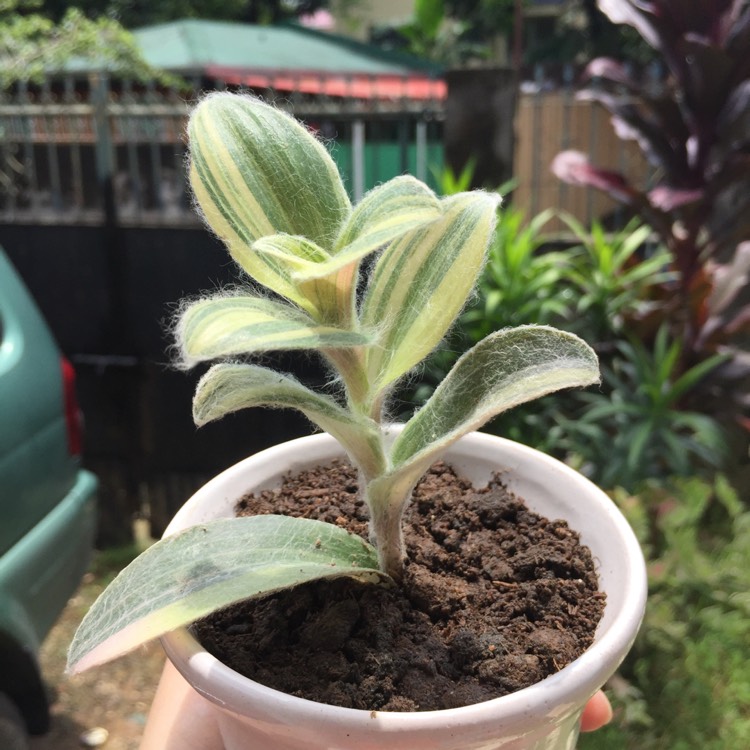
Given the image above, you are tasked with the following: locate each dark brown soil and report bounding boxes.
[193,459,605,712]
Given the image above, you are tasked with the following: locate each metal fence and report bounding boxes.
[0,68,654,230]
[0,78,187,224]
[0,74,445,226]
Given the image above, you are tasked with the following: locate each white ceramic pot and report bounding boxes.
[161,429,647,750]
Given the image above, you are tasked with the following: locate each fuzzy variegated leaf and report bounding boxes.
[288,178,442,288]
[251,234,332,270]
[270,177,444,326]
[67,516,383,674]
[193,364,386,477]
[251,234,340,320]
[332,175,442,258]
[394,325,599,472]
[251,235,357,326]
[362,191,500,392]
[188,93,351,304]
[177,295,369,365]
[295,263,359,328]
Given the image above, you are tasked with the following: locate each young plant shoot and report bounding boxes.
[68,93,599,675]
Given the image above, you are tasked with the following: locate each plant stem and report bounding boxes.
[324,345,406,580]
[371,510,405,583]
[323,347,370,408]
[366,480,406,583]
[368,391,386,423]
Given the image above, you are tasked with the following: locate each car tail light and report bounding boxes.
[61,356,84,457]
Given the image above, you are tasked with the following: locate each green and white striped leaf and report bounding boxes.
[252,234,332,270]
[361,191,500,393]
[67,516,384,674]
[193,363,386,478]
[177,295,370,366]
[366,327,599,533]
[261,177,444,326]
[188,93,351,303]
[331,175,442,260]
[397,325,599,473]
[251,234,344,320]
[251,234,359,326]
[295,262,359,328]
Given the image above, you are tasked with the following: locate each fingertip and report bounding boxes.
[580,690,613,733]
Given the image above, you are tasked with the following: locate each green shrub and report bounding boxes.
[404,205,578,453]
[557,327,728,490]
[409,211,729,487]
[580,475,750,749]
[462,208,572,336]
[559,215,672,344]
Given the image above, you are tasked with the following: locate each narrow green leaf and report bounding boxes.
[362,191,500,392]
[527,208,556,235]
[626,421,653,473]
[617,223,652,261]
[67,516,384,674]
[555,211,588,241]
[669,352,729,404]
[177,295,370,365]
[188,93,351,303]
[193,364,386,478]
[661,430,691,475]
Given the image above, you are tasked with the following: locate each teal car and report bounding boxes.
[0,248,97,747]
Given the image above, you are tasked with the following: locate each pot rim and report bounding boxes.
[162,429,647,730]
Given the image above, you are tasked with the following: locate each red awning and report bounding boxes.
[206,66,446,101]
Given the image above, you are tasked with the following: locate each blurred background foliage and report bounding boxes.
[581,475,750,749]
[404,205,738,493]
[409,0,750,493]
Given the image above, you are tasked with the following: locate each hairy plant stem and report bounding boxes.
[368,391,387,423]
[365,477,407,583]
[323,347,370,409]
[325,345,406,580]
[369,505,405,583]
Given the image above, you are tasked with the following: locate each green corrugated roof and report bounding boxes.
[132,20,439,76]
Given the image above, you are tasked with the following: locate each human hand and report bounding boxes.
[140,661,221,750]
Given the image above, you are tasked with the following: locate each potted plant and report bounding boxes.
[68,93,647,749]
